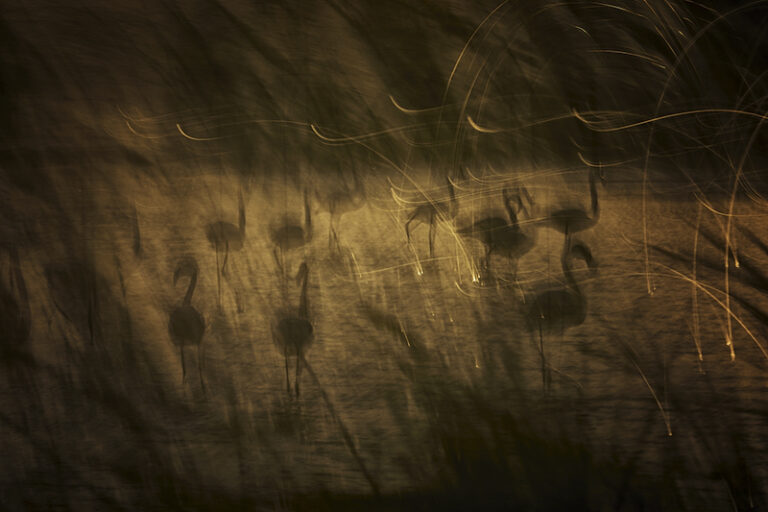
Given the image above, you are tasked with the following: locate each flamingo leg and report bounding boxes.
[428,215,436,259]
[329,216,335,249]
[180,345,186,382]
[405,212,419,243]
[295,346,302,397]
[329,211,340,251]
[273,247,285,280]
[198,344,206,393]
[284,346,291,396]
[221,240,230,277]
[215,246,222,309]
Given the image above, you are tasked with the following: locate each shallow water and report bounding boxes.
[3,166,768,510]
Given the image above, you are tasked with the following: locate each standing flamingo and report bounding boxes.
[206,190,246,306]
[404,176,459,258]
[168,257,206,390]
[273,261,313,397]
[458,188,533,276]
[543,167,605,242]
[525,240,597,390]
[323,170,365,251]
[270,190,312,276]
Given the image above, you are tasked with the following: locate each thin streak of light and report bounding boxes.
[693,192,768,218]
[571,25,589,36]
[692,202,704,366]
[310,123,435,144]
[627,351,673,436]
[576,152,634,168]
[443,0,510,106]
[574,108,768,132]
[640,0,768,297]
[177,123,223,141]
[125,120,171,139]
[467,112,575,133]
[587,49,666,68]
[723,106,768,360]
[388,95,444,114]
[636,268,768,360]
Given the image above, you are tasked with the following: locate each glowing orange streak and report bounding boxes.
[639,0,768,297]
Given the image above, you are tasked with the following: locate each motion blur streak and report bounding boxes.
[2,1,768,510]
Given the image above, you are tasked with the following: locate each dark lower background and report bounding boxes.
[2,1,768,510]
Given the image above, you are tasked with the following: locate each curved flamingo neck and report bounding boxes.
[561,248,583,300]
[505,198,519,229]
[183,270,197,306]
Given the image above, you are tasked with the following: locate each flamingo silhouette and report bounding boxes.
[270,190,312,276]
[525,240,597,390]
[168,257,206,390]
[543,167,604,242]
[323,170,365,251]
[405,176,459,259]
[206,189,245,277]
[273,261,313,397]
[458,188,533,276]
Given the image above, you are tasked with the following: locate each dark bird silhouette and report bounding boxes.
[543,167,604,242]
[322,170,366,251]
[273,261,313,397]
[405,176,459,259]
[270,190,312,276]
[206,190,246,277]
[525,240,597,390]
[168,257,206,390]
[458,188,534,277]
[0,247,30,359]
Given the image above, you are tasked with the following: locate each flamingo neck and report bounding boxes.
[183,270,197,306]
[298,270,309,319]
[561,249,582,300]
[505,198,519,229]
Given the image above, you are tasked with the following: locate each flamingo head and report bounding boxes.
[173,256,199,285]
[569,242,597,272]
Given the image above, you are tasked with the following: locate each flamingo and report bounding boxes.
[323,170,366,251]
[525,240,597,390]
[270,189,312,276]
[168,257,206,390]
[543,167,605,242]
[206,190,246,303]
[273,261,313,397]
[458,187,534,276]
[405,176,459,258]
